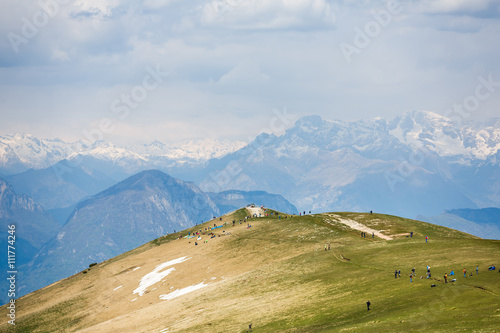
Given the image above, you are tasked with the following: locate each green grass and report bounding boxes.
[194,212,500,332]
[5,296,87,333]
[2,211,499,332]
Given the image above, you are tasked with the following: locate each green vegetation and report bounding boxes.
[6,297,87,333]
[2,210,499,332]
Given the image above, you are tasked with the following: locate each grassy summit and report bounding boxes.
[1,209,499,332]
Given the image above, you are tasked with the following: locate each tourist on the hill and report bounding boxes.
[395,270,398,278]
[412,267,415,276]
[372,232,374,238]
[463,268,467,277]
[425,235,428,243]
[410,231,413,238]
[410,274,413,282]
[328,243,331,250]
[444,273,447,283]
[476,266,479,275]
[324,244,327,251]
[366,300,371,311]
[398,269,401,278]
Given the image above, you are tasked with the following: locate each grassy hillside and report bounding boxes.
[1,209,499,332]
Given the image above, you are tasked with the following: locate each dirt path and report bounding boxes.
[326,214,393,240]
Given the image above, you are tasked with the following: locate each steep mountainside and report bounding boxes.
[17,170,219,300]
[5,160,116,210]
[0,178,60,266]
[2,209,499,332]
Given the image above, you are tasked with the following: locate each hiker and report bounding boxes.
[372,232,374,238]
[463,268,467,278]
[328,243,331,250]
[425,235,428,243]
[450,270,454,276]
[361,232,363,237]
[412,267,416,276]
[325,244,327,251]
[476,266,479,275]
[248,323,252,332]
[398,269,401,278]
[444,273,447,283]
[410,274,413,282]
[395,270,398,279]
[410,231,413,238]
[366,300,371,311]
[370,210,372,215]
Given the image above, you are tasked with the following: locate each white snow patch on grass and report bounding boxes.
[159,282,209,301]
[131,298,138,302]
[133,267,141,271]
[113,285,123,291]
[133,256,191,296]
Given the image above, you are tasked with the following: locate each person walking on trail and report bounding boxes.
[425,235,428,243]
[325,244,327,251]
[463,268,467,277]
[444,273,448,283]
[410,231,413,238]
[395,270,398,278]
[366,300,371,311]
[398,270,401,278]
[412,267,416,276]
[328,243,331,250]
[476,266,479,275]
[410,274,413,282]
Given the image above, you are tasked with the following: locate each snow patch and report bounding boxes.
[113,285,123,291]
[133,267,141,271]
[133,256,191,296]
[159,282,209,300]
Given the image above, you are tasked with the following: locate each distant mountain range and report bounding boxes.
[0,134,245,176]
[1,110,499,218]
[197,111,499,218]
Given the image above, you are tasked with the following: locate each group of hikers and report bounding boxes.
[394,264,498,283]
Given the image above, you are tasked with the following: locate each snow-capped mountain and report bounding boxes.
[0,134,90,174]
[198,111,500,218]
[0,135,245,178]
[388,110,500,163]
[1,111,499,218]
[129,138,246,161]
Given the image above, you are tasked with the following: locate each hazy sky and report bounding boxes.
[1,0,499,145]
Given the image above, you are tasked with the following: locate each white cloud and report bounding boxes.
[201,0,336,29]
[411,0,497,14]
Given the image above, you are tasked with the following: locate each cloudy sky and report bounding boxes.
[1,0,499,145]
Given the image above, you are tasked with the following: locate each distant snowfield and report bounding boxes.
[133,256,191,296]
[159,282,209,300]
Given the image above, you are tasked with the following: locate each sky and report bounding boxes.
[0,0,499,145]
